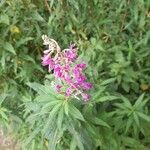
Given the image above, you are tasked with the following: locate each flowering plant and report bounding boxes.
[41,35,93,101]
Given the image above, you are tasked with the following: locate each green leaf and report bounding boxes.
[0,110,8,120]
[4,42,16,55]
[0,14,9,25]
[57,108,64,130]
[26,82,49,94]
[32,11,45,22]
[23,127,41,146]
[93,96,119,103]
[48,128,59,150]
[43,103,62,134]
[74,133,84,150]
[125,117,133,133]
[134,93,145,108]
[16,37,34,47]
[34,94,58,103]
[121,136,145,149]
[64,101,69,116]
[121,96,133,109]
[91,86,106,100]
[139,12,145,28]
[1,51,6,70]
[41,99,61,111]
[100,78,116,86]
[0,93,8,105]
[50,0,55,7]
[70,137,77,150]
[114,103,127,110]
[92,117,110,128]
[69,105,85,121]
[22,55,35,63]
[69,125,84,150]
[137,112,150,122]
[122,82,130,92]
[133,112,140,127]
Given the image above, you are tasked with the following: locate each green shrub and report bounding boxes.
[0,0,150,149]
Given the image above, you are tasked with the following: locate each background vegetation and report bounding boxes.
[0,0,150,149]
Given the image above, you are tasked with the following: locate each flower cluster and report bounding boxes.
[41,35,93,101]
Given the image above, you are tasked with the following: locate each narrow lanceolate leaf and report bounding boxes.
[92,117,110,128]
[4,42,16,55]
[69,105,85,121]
[26,82,47,94]
[125,117,133,133]
[73,131,84,150]
[70,137,77,150]
[68,125,84,150]
[121,96,133,109]
[26,82,52,95]
[114,103,127,110]
[64,101,69,116]
[0,111,8,120]
[41,100,61,111]
[133,112,140,127]
[27,82,57,97]
[57,107,64,130]
[137,112,150,122]
[0,93,8,105]
[1,51,5,70]
[42,103,62,134]
[100,78,116,86]
[0,14,9,25]
[48,128,59,150]
[16,37,34,47]
[91,86,106,100]
[23,127,41,146]
[134,93,145,108]
[93,95,119,103]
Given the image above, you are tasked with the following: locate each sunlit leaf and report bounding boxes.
[3,42,16,55]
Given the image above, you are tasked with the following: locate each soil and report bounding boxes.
[0,129,20,150]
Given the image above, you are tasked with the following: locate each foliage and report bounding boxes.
[0,0,150,149]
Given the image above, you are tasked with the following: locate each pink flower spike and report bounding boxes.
[41,54,51,66]
[76,75,87,84]
[76,63,86,69]
[41,36,93,101]
[54,65,63,78]
[56,85,62,92]
[65,50,77,61]
[73,67,80,77]
[81,93,90,101]
[66,88,73,96]
[82,82,93,90]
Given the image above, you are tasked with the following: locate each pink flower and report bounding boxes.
[63,65,69,72]
[41,54,51,66]
[82,82,93,90]
[76,75,87,84]
[76,63,86,69]
[41,54,55,72]
[66,88,73,96]
[41,36,93,101]
[81,93,90,101]
[64,73,72,82]
[56,85,62,92]
[65,50,77,61]
[54,65,63,78]
[64,44,78,61]
[73,67,80,77]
